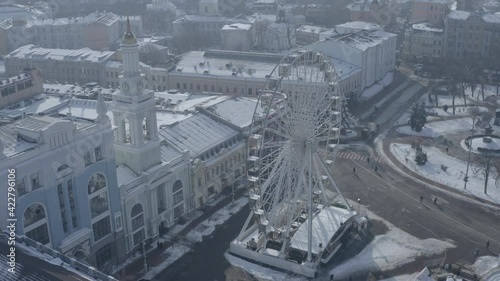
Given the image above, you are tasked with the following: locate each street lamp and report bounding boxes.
[142,239,148,273]
[464,116,475,190]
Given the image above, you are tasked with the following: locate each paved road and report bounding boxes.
[329,146,500,265]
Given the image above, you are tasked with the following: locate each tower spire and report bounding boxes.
[122,16,137,44]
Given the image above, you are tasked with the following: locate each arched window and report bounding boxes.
[88,173,106,194]
[131,203,145,246]
[24,203,50,245]
[57,164,69,172]
[123,119,130,143]
[24,203,46,228]
[172,180,184,219]
[143,117,150,142]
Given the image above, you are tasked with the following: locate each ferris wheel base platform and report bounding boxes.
[229,206,358,278]
[229,239,319,278]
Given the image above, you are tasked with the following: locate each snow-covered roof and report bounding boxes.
[336,21,381,31]
[222,23,252,31]
[412,22,443,32]
[290,206,356,254]
[160,143,183,162]
[6,45,115,63]
[173,50,281,79]
[204,96,261,129]
[116,165,139,186]
[325,29,396,51]
[158,112,239,157]
[297,25,337,35]
[0,115,94,158]
[174,14,229,23]
[447,10,500,23]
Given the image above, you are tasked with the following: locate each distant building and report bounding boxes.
[199,0,219,16]
[296,25,337,45]
[168,49,362,98]
[307,27,397,91]
[252,0,277,14]
[456,0,486,11]
[0,12,142,55]
[335,21,382,34]
[4,45,115,86]
[221,23,254,51]
[410,0,451,26]
[0,68,43,110]
[172,15,229,51]
[403,22,444,61]
[348,0,383,25]
[443,10,500,61]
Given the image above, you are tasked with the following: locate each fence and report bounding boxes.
[10,233,118,281]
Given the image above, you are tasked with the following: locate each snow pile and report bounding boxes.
[390,143,500,204]
[379,267,435,281]
[379,72,394,86]
[186,197,248,242]
[142,244,191,280]
[427,106,488,118]
[329,213,454,279]
[396,118,473,137]
[475,256,500,277]
[361,83,385,99]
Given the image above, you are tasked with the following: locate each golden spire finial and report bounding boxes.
[122,16,137,44]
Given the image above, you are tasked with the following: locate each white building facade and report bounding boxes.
[111,23,192,253]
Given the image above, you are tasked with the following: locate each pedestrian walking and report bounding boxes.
[446,147,449,153]
[353,167,356,174]
[374,166,378,173]
[330,274,334,281]
[487,240,490,249]
[474,248,479,258]
[433,197,437,204]
[405,157,408,163]
[420,196,423,203]
[367,157,370,164]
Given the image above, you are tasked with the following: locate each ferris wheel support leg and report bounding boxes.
[237,211,255,242]
[307,147,313,262]
[313,152,353,211]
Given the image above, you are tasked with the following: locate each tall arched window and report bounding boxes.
[123,119,131,143]
[24,203,50,245]
[88,173,109,219]
[131,203,145,246]
[172,180,184,219]
[88,173,106,194]
[143,117,150,142]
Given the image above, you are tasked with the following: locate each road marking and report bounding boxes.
[352,161,500,244]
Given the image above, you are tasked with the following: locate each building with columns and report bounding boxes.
[0,96,126,270]
[111,20,192,253]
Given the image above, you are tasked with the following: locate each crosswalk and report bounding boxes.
[317,149,386,164]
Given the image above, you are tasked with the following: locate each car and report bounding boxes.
[414,63,424,70]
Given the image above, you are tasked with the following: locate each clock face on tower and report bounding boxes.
[122,82,130,92]
[137,81,143,91]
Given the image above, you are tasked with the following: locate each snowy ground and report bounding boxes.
[328,211,454,280]
[474,255,500,277]
[378,268,434,281]
[186,197,248,242]
[225,209,453,281]
[427,106,489,118]
[360,72,395,100]
[396,118,474,138]
[390,143,500,204]
[465,84,499,100]
[137,197,249,280]
[142,244,191,280]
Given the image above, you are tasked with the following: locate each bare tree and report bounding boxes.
[472,153,496,194]
[445,79,460,115]
[254,20,270,51]
[139,43,161,66]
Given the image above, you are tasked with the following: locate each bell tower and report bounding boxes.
[112,18,161,175]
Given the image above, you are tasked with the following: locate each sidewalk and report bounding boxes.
[113,187,247,281]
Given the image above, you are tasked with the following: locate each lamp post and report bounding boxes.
[142,239,148,274]
[464,116,475,190]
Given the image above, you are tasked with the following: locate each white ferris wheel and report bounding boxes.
[230,50,357,278]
